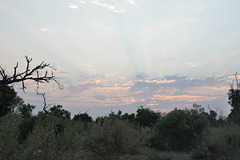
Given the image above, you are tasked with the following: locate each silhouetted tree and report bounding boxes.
[17,103,36,118]
[136,105,159,128]
[49,105,71,120]
[0,56,62,90]
[17,104,37,144]
[227,73,240,123]
[121,113,136,123]
[0,85,23,117]
[150,108,208,150]
[0,56,63,112]
[73,113,93,122]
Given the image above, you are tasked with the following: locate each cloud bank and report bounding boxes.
[20,74,232,118]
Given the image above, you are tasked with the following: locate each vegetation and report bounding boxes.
[1,99,240,160]
[150,108,208,150]
[1,59,240,159]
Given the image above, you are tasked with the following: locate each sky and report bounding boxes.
[1,0,240,118]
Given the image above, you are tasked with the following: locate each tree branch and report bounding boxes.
[0,56,63,90]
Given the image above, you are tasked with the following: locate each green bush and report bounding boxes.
[21,115,87,160]
[84,118,141,159]
[136,106,159,128]
[0,114,22,160]
[200,125,240,160]
[150,108,208,150]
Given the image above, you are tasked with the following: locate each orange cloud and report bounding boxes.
[153,94,219,102]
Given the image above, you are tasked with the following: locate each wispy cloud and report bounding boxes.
[91,0,115,9]
[40,28,48,31]
[90,0,126,13]
[125,0,135,5]
[187,62,197,68]
[20,74,231,117]
[77,0,135,13]
[67,3,78,9]
[79,0,87,4]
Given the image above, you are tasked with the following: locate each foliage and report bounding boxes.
[136,106,159,128]
[228,87,240,113]
[17,103,36,118]
[84,118,141,159]
[197,125,240,160]
[95,110,136,125]
[73,113,93,122]
[150,108,208,150]
[17,116,36,144]
[0,85,23,118]
[0,114,22,160]
[227,74,240,123]
[21,115,86,160]
[121,112,136,123]
[48,105,71,120]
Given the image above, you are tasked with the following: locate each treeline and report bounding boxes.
[1,86,240,160]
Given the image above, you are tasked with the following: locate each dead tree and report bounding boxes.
[0,56,63,90]
[0,56,63,111]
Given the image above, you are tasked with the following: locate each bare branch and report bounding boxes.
[0,56,63,90]
[36,89,47,111]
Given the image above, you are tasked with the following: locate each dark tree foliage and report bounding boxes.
[49,105,71,120]
[73,113,93,122]
[18,116,36,144]
[17,103,36,118]
[136,106,159,128]
[150,108,208,150]
[227,73,240,123]
[228,87,240,113]
[17,104,37,144]
[95,116,105,125]
[0,85,23,118]
[121,113,136,123]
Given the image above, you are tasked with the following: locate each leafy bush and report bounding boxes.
[17,116,36,144]
[73,113,93,122]
[84,118,141,159]
[0,114,22,160]
[150,108,208,150]
[200,125,240,160]
[136,106,159,128]
[21,115,87,160]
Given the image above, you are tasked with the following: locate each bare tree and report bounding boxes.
[0,56,63,90]
[0,56,63,112]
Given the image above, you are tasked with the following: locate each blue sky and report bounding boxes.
[1,0,240,118]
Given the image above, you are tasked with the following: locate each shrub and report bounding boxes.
[0,114,22,160]
[200,125,240,160]
[17,116,36,144]
[150,108,208,150]
[73,113,93,122]
[21,115,86,160]
[136,106,159,128]
[84,118,141,159]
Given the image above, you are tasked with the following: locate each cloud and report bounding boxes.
[78,0,135,13]
[40,28,48,31]
[165,75,187,80]
[20,74,232,118]
[135,73,149,80]
[90,0,126,13]
[91,0,115,9]
[67,3,78,9]
[126,0,135,5]
[79,0,87,4]
[187,62,197,68]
